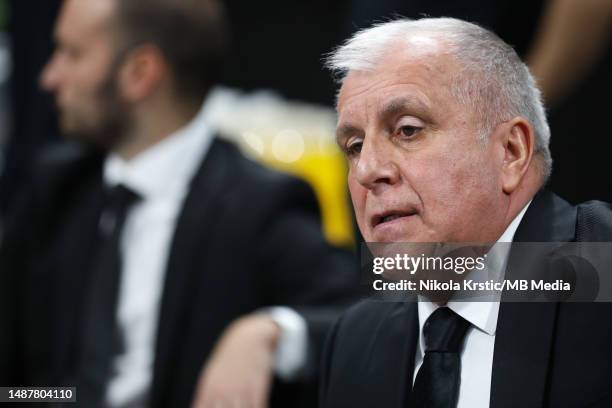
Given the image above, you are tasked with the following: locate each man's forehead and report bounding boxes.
[337,50,454,110]
[56,0,116,40]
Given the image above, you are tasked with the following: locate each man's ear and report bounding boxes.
[500,117,535,194]
[117,44,166,102]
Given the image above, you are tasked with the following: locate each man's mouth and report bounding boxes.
[372,210,417,228]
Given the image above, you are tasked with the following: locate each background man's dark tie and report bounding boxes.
[76,184,140,407]
[410,307,471,408]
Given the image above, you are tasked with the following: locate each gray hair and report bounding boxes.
[326,17,552,181]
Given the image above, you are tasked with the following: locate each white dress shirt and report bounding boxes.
[103,101,214,407]
[101,93,306,407]
[414,202,531,408]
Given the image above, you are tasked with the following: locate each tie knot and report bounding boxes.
[105,184,141,209]
[423,307,470,353]
[99,185,141,236]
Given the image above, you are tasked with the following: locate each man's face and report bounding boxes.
[336,43,507,243]
[40,0,128,147]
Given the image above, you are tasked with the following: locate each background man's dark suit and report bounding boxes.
[320,190,612,408]
[0,137,358,408]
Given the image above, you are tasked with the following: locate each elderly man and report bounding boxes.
[320,18,612,408]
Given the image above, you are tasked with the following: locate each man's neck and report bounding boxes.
[114,100,201,161]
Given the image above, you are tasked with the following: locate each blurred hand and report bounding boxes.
[191,314,281,408]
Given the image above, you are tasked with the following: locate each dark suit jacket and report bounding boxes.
[0,137,358,407]
[320,190,612,408]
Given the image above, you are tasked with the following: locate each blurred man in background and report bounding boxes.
[0,0,357,407]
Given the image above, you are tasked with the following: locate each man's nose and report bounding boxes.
[353,136,400,191]
[39,52,60,92]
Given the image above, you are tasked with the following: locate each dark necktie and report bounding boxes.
[410,307,471,408]
[76,184,140,407]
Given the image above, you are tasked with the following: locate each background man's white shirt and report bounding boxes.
[103,94,306,407]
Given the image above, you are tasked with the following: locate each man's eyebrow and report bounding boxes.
[335,124,361,146]
[380,96,431,119]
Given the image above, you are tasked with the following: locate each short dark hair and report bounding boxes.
[113,0,229,105]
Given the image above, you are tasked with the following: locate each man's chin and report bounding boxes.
[368,229,423,243]
[60,121,122,151]
[59,116,89,141]
[61,126,97,144]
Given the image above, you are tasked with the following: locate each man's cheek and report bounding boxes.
[348,185,368,234]
[349,193,366,225]
[347,176,361,203]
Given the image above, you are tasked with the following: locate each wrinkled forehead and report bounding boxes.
[336,43,459,113]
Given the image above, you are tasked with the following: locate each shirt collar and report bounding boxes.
[418,200,532,337]
[103,97,214,200]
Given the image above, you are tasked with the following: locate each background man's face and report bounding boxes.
[336,44,507,243]
[40,0,128,147]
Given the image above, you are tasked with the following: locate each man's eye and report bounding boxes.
[398,125,420,138]
[345,141,363,156]
[59,45,81,60]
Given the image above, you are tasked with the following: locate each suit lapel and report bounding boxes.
[150,138,232,404]
[40,156,106,381]
[490,190,576,408]
[369,301,419,407]
[397,302,419,407]
[490,302,557,408]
